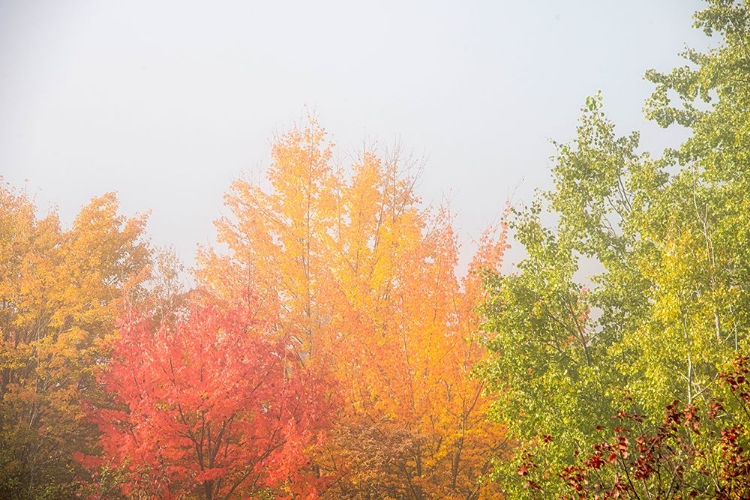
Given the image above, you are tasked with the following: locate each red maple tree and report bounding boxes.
[85,299,333,499]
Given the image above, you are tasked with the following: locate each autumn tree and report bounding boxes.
[0,183,151,499]
[85,300,333,500]
[197,119,508,499]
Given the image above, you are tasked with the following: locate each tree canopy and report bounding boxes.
[2,1,750,498]
[479,0,750,496]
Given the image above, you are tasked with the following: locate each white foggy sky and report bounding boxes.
[0,0,708,271]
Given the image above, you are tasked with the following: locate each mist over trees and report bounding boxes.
[2,1,750,498]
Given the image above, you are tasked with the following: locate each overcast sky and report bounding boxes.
[1,0,709,272]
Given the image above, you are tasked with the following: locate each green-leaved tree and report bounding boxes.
[480,0,750,496]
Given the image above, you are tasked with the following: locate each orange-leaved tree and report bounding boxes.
[0,183,151,498]
[87,299,335,500]
[196,118,508,499]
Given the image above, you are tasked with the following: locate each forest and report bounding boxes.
[2,1,750,498]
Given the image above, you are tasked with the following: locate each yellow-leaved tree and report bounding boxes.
[196,118,508,499]
[0,182,151,498]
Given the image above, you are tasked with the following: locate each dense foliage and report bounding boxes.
[479,0,750,496]
[196,123,508,498]
[1,1,749,498]
[84,301,333,499]
[0,187,150,499]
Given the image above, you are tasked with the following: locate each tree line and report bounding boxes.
[1,0,749,498]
